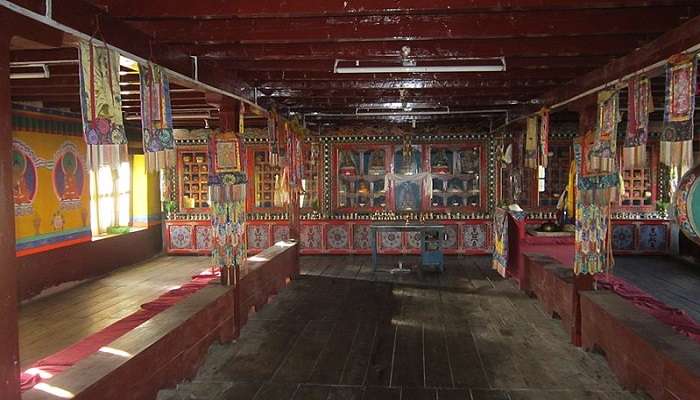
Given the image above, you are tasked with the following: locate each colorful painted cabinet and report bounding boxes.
[165,220,213,255]
[611,220,669,254]
[246,220,491,256]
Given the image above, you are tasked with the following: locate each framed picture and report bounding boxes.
[214,132,242,173]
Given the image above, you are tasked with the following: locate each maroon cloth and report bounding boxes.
[20,268,219,391]
[595,274,700,343]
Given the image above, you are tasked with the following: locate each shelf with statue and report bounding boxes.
[335,145,392,211]
[428,144,485,211]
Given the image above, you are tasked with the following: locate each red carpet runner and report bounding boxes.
[21,268,219,392]
[595,274,700,343]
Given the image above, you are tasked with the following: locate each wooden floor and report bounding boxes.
[19,255,209,368]
[158,255,643,400]
[615,255,700,322]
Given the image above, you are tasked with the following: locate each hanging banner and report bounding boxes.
[624,77,653,169]
[209,131,247,272]
[138,62,176,171]
[492,207,509,277]
[578,131,620,205]
[573,140,614,275]
[588,90,619,175]
[524,116,538,169]
[77,40,127,170]
[538,108,550,168]
[661,53,697,171]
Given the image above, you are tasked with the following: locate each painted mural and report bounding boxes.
[12,110,92,256]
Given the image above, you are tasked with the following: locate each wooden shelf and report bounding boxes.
[178,147,209,210]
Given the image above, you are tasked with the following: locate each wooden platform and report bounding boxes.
[19,256,209,368]
[614,256,700,323]
[158,255,643,400]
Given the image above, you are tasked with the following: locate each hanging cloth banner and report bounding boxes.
[77,40,128,170]
[577,131,620,205]
[492,207,509,276]
[208,131,247,271]
[538,108,550,168]
[661,53,697,171]
[623,77,653,169]
[573,141,614,275]
[589,90,620,175]
[384,172,432,211]
[524,116,538,169]
[138,62,176,171]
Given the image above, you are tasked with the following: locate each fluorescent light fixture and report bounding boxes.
[10,64,50,80]
[334,57,506,74]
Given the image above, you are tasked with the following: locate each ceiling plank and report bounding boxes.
[539,13,700,107]
[123,7,698,44]
[85,0,698,19]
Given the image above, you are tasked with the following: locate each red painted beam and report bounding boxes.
[254,78,563,90]
[255,87,551,98]
[0,10,21,400]
[166,34,652,61]
[237,69,590,82]
[539,13,700,107]
[4,0,256,102]
[124,7,698,44]
[86,0,699,19]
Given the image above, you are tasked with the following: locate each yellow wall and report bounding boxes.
[13,127,92,255]
[132,154,163,227]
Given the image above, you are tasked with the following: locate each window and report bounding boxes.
[90,161,131,235]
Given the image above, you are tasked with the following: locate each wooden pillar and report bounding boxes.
[571,97,598,347]
[0,23,22,400]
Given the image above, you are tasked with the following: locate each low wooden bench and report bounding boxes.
[23,241,300,400]
[523,253,593,345]
[580,290,700,400]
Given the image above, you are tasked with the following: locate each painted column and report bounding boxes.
[0,22,21,400]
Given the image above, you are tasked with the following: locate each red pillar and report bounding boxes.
[0,23,22,400]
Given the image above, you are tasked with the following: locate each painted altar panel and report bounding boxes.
[12,111,92,256]
[326,223,351,252]
[165,220,212,254]
[352,223,371,252]
[300,223,323,253]
[639,223,668,252]
[611,224,636,251]
[379,231,403,252]
[247,223,271,250]
[272,224,290,243]
[462,223,490,252]
[443,224,459,253]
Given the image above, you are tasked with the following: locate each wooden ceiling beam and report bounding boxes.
[165,34,652,61]
[123,7,697,44]
[85,0,698,19]
[539,13,700,107]
[4,0,256,102]
[254,79,563,90]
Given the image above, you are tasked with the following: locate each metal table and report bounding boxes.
[370,223,446,272]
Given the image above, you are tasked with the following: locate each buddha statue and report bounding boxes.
[61,152,81,201]
[397,148,418,175]
[447,177,463,193]
[12,150,31,204]
[368,150,385,175]
[432,149,449,174]
[397,182,419,210]
[357,179,370,195]
[339,150,357,176]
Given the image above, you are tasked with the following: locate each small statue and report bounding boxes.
[339,150,357,176]
[447,177,463,193]
[357,179,370,195]
[432,149,450,174]
[368,150,385,175]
